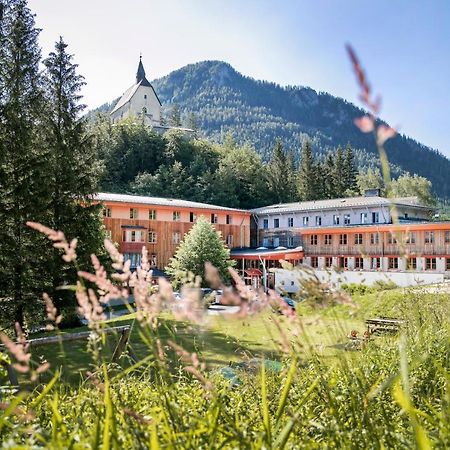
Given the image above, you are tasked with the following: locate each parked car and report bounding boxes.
[282,296,296,311]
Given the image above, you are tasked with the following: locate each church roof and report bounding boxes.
[110,57,161,115]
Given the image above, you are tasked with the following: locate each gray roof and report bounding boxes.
[96,193,248,213]
[251,196,430,215]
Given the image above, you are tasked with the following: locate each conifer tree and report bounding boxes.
[169,103,182,127]
[343,144,357,194]
[333,146,346,197]
[267,139,288,203]
[0,0,51,328]
[297,140,316,201]
[187,111,199,133]
[165,216,235,288]
[323,152,337,199]
[312,159,326,200]
[285,148,297,202]
[42,37,105,320]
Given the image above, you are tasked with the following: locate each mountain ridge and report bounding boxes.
[94,60,450,198]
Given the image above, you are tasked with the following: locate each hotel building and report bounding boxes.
[241,191,450,278]
[98,193,251,271]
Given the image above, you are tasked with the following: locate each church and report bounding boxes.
[110,57,162,127]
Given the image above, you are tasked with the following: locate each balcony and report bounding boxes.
[120,242,149,253]
[304,244,450,257]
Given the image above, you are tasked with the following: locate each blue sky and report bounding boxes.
[29,0,450,157]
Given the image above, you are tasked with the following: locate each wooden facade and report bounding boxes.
[101,198,251,270]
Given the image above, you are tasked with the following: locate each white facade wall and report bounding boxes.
[111,85,161,126]
[272,267,445,293]
[258,205,392,230]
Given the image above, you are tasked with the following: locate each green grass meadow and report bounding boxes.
[1,286,449,448]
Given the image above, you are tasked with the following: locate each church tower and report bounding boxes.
[110,56,162,127]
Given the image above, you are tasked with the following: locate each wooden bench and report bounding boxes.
[1,325,136,389]
[365,317,405,335]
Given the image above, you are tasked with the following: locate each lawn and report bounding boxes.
[24,305,361,386]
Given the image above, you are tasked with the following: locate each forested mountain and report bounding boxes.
[96,60,450,198]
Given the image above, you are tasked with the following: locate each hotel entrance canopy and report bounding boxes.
[231,247,304,261]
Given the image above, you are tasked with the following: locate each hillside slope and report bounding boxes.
[98,60,450,198]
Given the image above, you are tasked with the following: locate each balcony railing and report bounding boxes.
[304,244,450,256]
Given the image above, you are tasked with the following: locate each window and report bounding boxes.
[310,234,318,245]
[371,257,381,269]
[342,257,348,269]
[288,217,294,228]
[425,231,434,244]
[263,237,270,247]
[211,213,218,224]
[273,237,280,247]
[408,258,417,270]
[310,257,318,268]
[339,234,347,245]
[105,229,112,239]
[388,257,399,270]
[172,232,181,244]
[287,236,294,247]
[124,230,145,242]
[325,257,333,268]
[173,211,181,221]
[445,231,450,243]
[103,207,112,218]
[387,233,397,244]
[149,209,157,220]
[263,219,269,229]
[324,234,332,245]
[406,232,416,244]
[124,253,142,269]
[190,212,197,223]
[355,257,363,269]
[370,233,379,245]
[226,234,233,246]
[344,214,351,225]
[130,208,138,219]
[303,217,309,226]
[372,212,379,223]
[226,214,232,225]
[150,253,157,268]
[446,258,450,271]
[144,94,147,99]
[274,218,280,228]
[425,258,436,270]
[360,212,368,224]
[333,215,340,225]
[315,216,322,226]
[354,233,363,245]
[148,231,157,244]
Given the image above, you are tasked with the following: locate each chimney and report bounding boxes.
[364,188,381,197]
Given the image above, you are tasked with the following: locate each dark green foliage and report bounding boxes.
[333,146,347,197]
[343,143,358,194]
[0,4,105,330]
[169,103,182,127]
[165,216,235,287]
[297,141,316,200]
[41,37,106,324]
[267,139,296,203]
[0,0,51,328]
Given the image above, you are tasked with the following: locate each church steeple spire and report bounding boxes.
[136,54,146,83]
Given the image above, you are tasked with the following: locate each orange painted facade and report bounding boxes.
[100,197,251,270]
